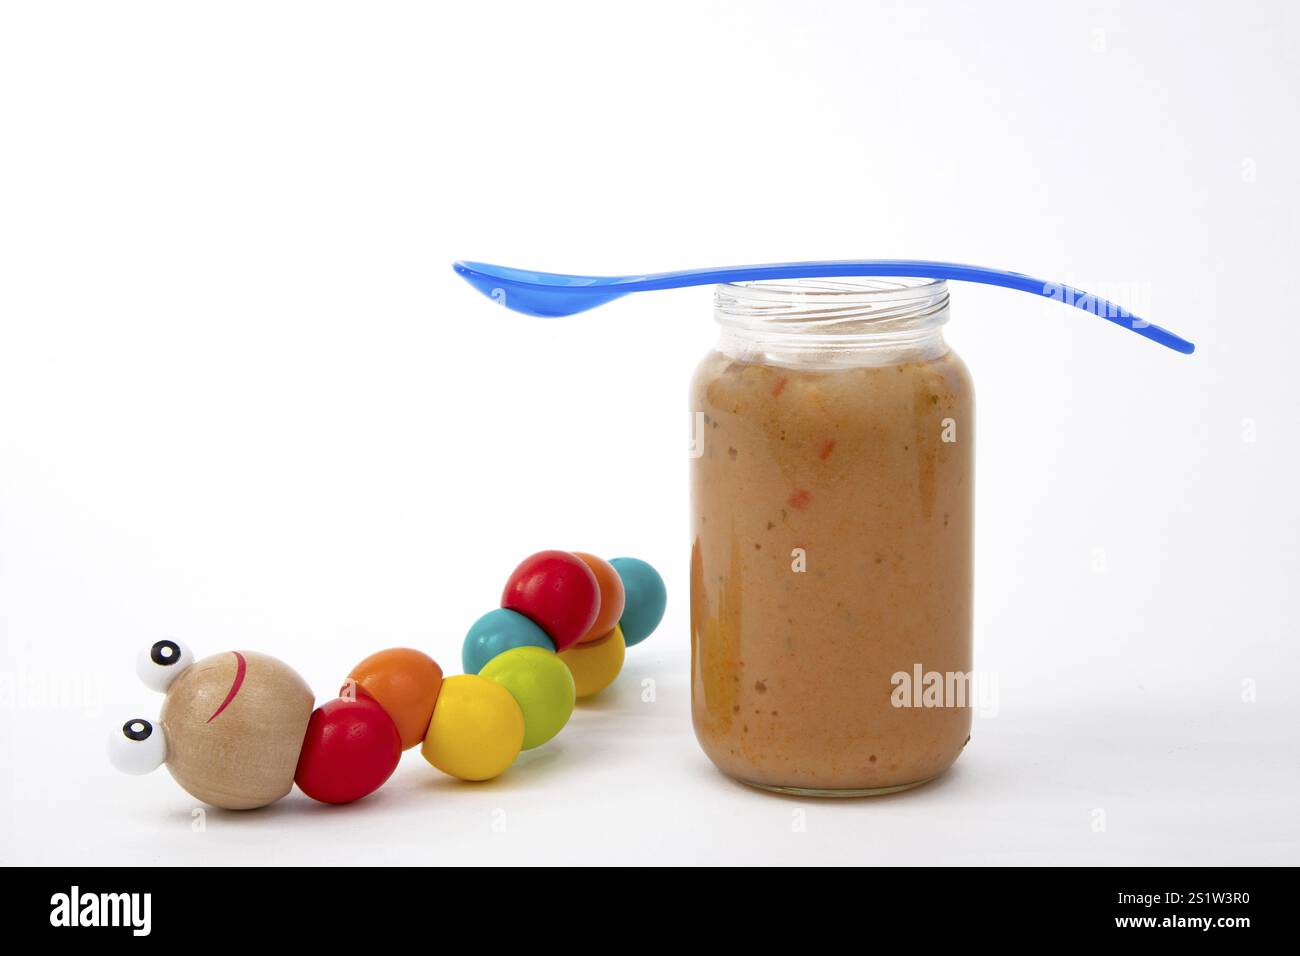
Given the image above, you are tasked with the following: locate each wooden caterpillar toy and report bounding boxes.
[108,551,666,809]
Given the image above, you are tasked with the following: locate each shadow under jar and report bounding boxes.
[689,277,974,796]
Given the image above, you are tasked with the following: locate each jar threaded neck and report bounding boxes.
[713,277,950,365]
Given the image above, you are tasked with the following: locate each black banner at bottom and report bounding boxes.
[13,866,1284,940]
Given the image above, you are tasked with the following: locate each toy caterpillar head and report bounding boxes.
[110,552,666,810]
[109,641,314,809]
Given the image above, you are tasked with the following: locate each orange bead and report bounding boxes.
[345,648,443,750]
[573,552,626,645]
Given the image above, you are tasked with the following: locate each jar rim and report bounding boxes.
[714,276,950,333]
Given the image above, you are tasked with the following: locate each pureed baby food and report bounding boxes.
[691,277,972,794]
[452,257,1194,797]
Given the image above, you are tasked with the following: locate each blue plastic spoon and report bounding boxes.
[453,259,1194,354]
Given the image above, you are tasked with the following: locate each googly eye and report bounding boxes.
[136,638,194,692]
[108,717,166,775]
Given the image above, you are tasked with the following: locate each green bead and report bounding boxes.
[479,646,576,750]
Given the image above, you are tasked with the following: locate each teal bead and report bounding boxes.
[609,557,666,648]
[462,608,556,674]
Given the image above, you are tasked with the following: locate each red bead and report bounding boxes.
[501,550,601,651]
[294,696,402,804]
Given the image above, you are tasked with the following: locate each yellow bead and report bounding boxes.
[558,625,626,699]
[421,674,524,781]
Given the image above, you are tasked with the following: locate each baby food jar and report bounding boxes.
[689,277,973,795]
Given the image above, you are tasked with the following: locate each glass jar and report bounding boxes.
[689,276,974,795]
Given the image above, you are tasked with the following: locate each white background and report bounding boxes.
[2,0,1297,865]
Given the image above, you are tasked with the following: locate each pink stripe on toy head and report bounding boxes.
[207,651,247,723]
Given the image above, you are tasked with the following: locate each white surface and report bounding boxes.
[2,0,1298,865]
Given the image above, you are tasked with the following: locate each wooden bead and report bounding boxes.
[609,557,666,647]
[479,646,575,750]
[160,651,313,810]
[421,674,524,781]
[295,696,402,804]
[500,550,600,651]
[558,625,626,699]
[346,648,444,750]
[462,608,556,675]
[572,552,626,645]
